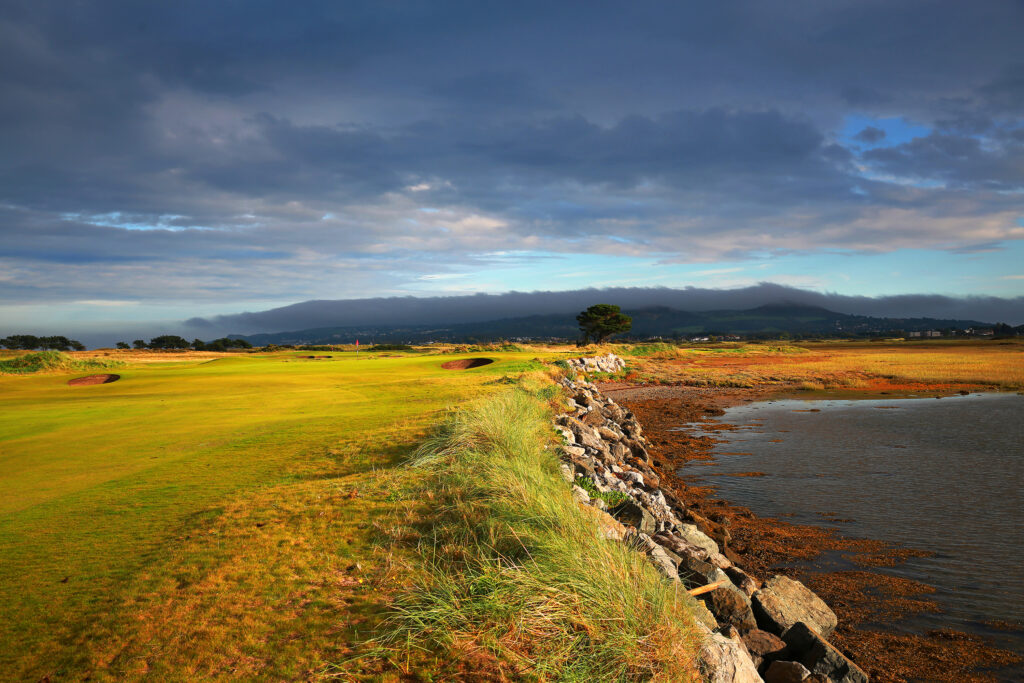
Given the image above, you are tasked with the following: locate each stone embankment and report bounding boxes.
[554,356,868,683]
[564,353,626,374]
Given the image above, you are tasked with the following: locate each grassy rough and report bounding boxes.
[0,350,124,374]
[381,387,703,681]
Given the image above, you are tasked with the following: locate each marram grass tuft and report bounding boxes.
[381,387,704,681]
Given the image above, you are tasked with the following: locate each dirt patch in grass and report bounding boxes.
[68,373,121,386]
[440,357,494,370]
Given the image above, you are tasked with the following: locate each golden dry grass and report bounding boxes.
[624,340,1024,392]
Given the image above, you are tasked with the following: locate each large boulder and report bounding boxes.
[698,626,763,683]
[752,575,837,638]
[742,628,787,669]
[692,600,719,631]
[782,622,868,683]
[678,552,728,587]
[675,523,720,557]
[765,660,812,682]
[701,581,758,631]
[647,545,680,581]
[725,566,761,597]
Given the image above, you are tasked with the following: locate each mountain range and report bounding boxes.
[232,304,998,345]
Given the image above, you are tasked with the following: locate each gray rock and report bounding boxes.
[567,454,594,476]
[648,545,681,581]
[622,471,646,487]
[742,628,787,668]
[571,485,591,504]
[624,529,659,554]
[698,625,763,683]
[581,430,608,452]
[783,622,868,683]
[701,581,758,631]
[676,523,720,557]
[652,531,709,560]
[558,463,574,484]
[752,575,837,638]
[677,552,728,587]
[692,600,719,631]
[725,566,761,597]
[603,403,626,422]
[765,660,812,682]
[609,499,656,534]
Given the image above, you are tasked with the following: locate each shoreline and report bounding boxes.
[599,382,1022,683]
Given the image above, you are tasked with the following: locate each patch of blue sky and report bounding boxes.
[839,114,931,148]
[60,211,212,231]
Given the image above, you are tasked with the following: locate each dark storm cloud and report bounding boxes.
[863,127,1024,190]
[1,1,1023,307]
[190,284,1024,334]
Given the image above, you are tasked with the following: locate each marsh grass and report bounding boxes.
[378,388,703,681]
[628,340,1024,391]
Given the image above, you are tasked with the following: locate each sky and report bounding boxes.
[2,1,1024,342]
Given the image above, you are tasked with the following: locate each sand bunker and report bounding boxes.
[68,374,121,386]
[441,358,495,370]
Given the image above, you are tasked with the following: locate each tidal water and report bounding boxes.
[684,392,1024,665]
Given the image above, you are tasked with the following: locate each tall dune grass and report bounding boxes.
[380,388,703,680]
[0,350,124,375]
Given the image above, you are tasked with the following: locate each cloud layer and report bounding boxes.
[2,1,1023,309]
[191,284,1024,335]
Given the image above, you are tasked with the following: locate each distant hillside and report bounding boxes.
[232,304,997,345]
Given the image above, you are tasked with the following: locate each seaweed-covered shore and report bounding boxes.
[598,382,1021,682]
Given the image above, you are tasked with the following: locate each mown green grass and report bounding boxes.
[0,350,543,680]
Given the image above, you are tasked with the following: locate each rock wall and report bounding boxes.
[554,357,868,683]
[564,353,626,374]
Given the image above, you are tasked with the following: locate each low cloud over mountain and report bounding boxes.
[187,284,1024,336]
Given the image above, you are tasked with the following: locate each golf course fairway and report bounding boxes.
[0,349,545,680]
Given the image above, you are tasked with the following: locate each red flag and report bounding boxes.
[355,339,359,346]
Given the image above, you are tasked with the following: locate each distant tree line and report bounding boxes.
[115,336,253,351]
[0,334,86,351]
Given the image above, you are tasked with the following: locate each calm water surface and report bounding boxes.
[683,392,1024,664]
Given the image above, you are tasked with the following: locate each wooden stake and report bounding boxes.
[687,579,726,597]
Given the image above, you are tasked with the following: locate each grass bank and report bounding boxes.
[373,384,704,681]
